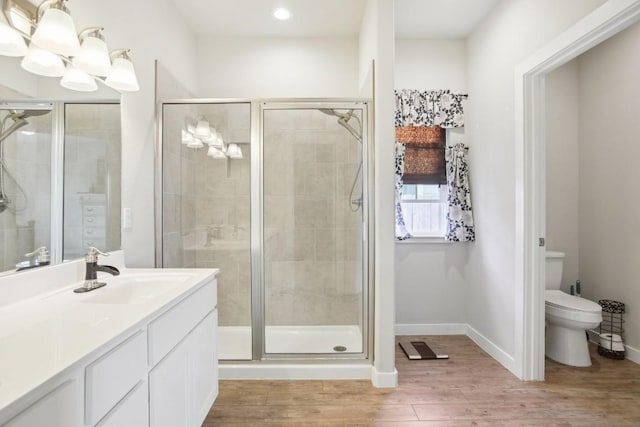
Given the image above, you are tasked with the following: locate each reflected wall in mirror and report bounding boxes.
[63,103,121,260]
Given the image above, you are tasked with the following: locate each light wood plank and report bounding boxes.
[204,336,640,426]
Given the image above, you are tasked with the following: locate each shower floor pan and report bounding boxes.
[218,325,363,360]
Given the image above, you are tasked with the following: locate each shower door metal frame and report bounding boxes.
[155,98,374,363]
[256,100,372,362]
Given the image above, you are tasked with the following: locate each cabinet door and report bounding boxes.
[149,341,189,427]
[4,380,81,427]
[189,310,218,425]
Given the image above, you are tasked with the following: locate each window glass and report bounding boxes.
[400,184,446,237]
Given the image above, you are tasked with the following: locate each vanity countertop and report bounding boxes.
[0,264,218,416]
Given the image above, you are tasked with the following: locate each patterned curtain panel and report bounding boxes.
[445,143,475,242]
[395,89,466,128]
[395,142,412,240]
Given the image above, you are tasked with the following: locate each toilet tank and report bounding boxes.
[545,251,565,290]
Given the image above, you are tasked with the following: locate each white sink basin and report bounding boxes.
[80,273,195,305]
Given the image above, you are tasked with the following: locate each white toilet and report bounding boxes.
[545,251,602,367]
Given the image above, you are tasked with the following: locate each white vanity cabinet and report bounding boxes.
[0,275,218,427]
[149,282,218,427]
[3,380,83,427]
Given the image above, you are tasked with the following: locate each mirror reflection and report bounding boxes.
[0,105,52,271]
[0,99,121,274]
[63,103,121,260]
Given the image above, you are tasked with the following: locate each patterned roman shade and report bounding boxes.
[395,125,446,185]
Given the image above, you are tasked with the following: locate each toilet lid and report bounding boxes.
[545,290,602,312]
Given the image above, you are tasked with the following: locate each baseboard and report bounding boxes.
[395,323,467,336]
[371,366,398,388]
[219,362,372,380]
[625,344,640,364]
[466,324,517,376]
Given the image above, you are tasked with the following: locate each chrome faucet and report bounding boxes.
[232,224,245,239]
[16,246,50,271]
[205,224,222,247]
[73,247,120,293]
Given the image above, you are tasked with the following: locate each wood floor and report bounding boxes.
[204,335,640,426]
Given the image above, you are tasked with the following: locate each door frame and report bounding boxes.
[515,0,640,380]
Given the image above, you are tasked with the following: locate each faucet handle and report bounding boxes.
[87,246,109,262]
[25,246,50,263]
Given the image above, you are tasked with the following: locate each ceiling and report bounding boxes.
[170,0,500,39]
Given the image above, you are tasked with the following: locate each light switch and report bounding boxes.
[122,208,132,229]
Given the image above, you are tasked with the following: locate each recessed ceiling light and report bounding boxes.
[273,8,291,20]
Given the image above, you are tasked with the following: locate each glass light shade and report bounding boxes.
[74,36,111,76]
[105,57,139,92]
[187,137,203,149]
[20,44,65,77]
[204,131,223,148]
[60,65,97,92]
[194,119,211,139]
[0,21,28,56]
[181,129,194,145]
[31,8,80,56]
[207,145,226,159]
[187,123,196,134]
[226,143,243,159]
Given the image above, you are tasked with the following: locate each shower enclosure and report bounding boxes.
[156,99,371,363]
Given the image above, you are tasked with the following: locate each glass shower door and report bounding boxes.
[160,102,252,360]
[262,104,367,356]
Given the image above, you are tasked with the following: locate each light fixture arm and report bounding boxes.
[78,27,105,41]
[110,48,131,61]
[35,0,69,22]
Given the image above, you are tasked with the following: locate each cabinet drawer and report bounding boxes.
[83,239,106,249]
[83,205,105,216]
[96,381,148,427]
[83,215,106,226]
[85,330,147,426]
[148,280,216,366]
[83,226,106,238]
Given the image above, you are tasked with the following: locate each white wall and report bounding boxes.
[545,59,580,292]
[577,21,640,353]
[395,39,466,93]
[68,0,199,267]
[465,0,605,374]
[359,0,397,387]
[394,39,468,330]
[196,37,359,98]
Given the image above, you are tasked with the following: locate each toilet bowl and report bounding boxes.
[544,251,602,367]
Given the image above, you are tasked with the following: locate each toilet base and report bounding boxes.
[545,324,592,367]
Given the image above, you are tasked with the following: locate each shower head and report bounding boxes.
[318,108,363,143]
[0,118,28,143]
[0,109,50,143]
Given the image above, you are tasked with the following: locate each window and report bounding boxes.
[400,184,447,236]
[395,125,448,238]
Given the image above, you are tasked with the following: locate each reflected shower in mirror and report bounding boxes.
[0,106,53,272]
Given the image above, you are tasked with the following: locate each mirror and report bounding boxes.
[0,73,121,274]
[63,103,121,260]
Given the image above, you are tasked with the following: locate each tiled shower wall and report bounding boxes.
[263,109,362,326]
[0,114,51,272]
[162,103,252,327]
[162,105,363,328]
